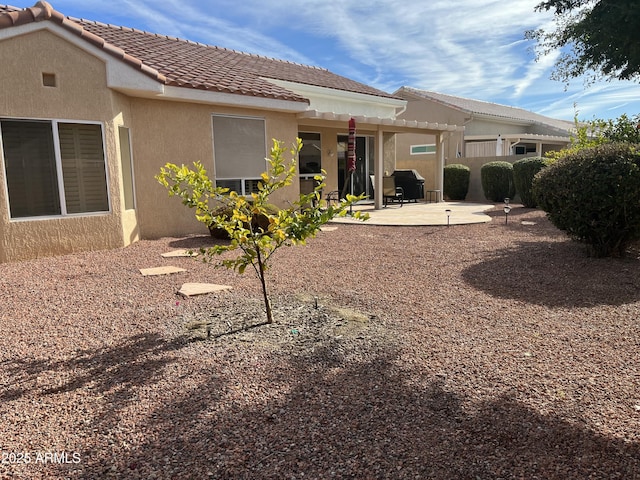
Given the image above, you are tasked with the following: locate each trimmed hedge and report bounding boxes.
[480,161,515,202]
[513,157,547,208]
[533,143,640,257]
[443,164,470,200]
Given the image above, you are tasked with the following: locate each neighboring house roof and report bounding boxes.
[0,2,399,104]
[395,86,575,135]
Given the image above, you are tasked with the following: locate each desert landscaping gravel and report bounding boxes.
[0,206,639,479]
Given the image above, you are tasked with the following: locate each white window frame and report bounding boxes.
[211,114,267,196]
[0,116,111,221]
[410,144,437,155]
[215,178,262,196]
[298,131,322,179]
[118,126,137,210]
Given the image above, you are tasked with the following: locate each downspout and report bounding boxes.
[460,116,473,157]
[437,133,445,201]
[509,139,522,155]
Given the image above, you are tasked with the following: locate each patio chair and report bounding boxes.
[325,190,340,206]
[383,175,404,207]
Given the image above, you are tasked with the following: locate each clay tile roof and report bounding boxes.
[398,87,574,134]
[0,2,399,104]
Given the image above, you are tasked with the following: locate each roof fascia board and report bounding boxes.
[1,22,308,112]
[465,134,569,143]
[150,85,309,112]
[470,112,531,126]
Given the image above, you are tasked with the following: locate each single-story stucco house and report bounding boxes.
[392,87,574,198]
[0,2,463,263]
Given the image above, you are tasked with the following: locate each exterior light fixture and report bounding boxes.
[503,198,511,224]
[445,209,451,227]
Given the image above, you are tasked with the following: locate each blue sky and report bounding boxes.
[11,0,640,121]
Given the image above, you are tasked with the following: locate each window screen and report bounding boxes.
[1,118,109,218]
[212,115,266,179]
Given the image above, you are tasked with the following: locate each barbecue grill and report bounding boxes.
[392,169,425,202]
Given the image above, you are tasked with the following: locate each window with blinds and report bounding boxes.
[1,118,109,219]
[212,115,266,195]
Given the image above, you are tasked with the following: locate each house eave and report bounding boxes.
[465,133,570,144]
[268,79,405,107]
[268,78,406,118]
[112,84,309,112]
[298,110,464,134]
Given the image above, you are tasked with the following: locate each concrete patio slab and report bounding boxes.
[329,201,495,226]
[140,266,187,276]
[178,283,233,297]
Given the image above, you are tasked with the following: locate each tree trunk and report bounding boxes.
[256,250,273,323]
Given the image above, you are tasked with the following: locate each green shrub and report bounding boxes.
[480,161,515,202]
[513,157,547,208]
[533,143,640,257]
[443,164,470,200]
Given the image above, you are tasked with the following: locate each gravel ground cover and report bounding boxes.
[0,206,639,479]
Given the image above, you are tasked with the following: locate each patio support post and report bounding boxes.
[374,126,384,209]
[436,133,445,202]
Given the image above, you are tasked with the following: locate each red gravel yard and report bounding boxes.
[1,207,639,479]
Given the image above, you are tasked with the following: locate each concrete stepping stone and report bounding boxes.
[178,283,232,297]
[320,226,338,232]
[140,266,186,276]
[161,249,198,258]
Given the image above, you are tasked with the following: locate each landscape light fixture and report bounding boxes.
[503,198,511,224]
[445,209,451,227]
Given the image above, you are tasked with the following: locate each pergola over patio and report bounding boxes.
[298,109,465,209]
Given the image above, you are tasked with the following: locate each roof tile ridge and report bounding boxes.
[0,0,55,27]
[29,5,168,84]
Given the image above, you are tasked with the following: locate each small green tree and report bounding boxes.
[547,112,639,162]
[156,138,367,325]
[596,113,640,144]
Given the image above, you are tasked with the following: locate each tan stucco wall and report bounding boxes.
[130,99,300,239]
[0,29,138,262]
[396,155,437,192]
[445,155,536,203]
[394,97,464,192]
